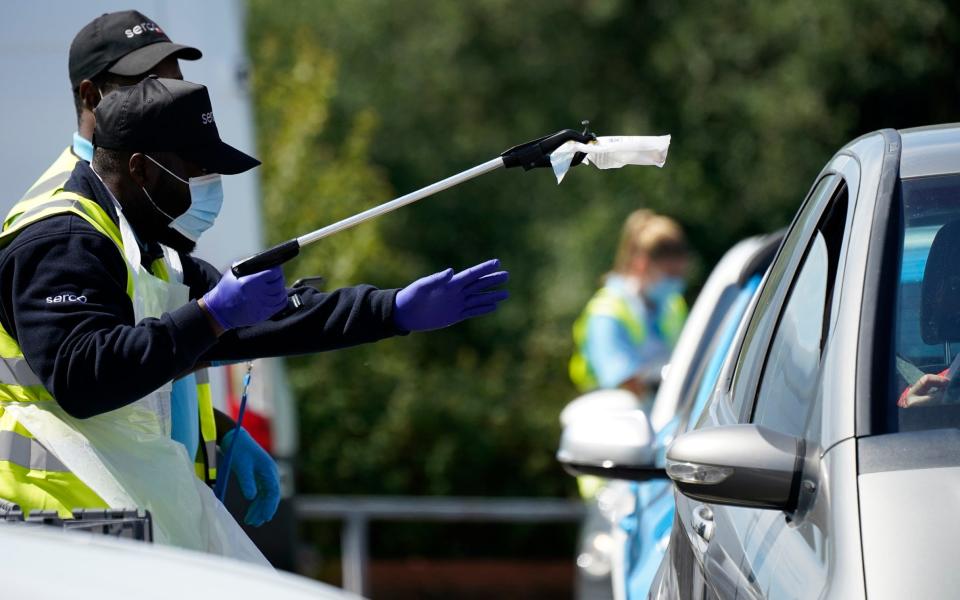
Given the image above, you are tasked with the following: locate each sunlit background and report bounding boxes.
[2,1,958,597]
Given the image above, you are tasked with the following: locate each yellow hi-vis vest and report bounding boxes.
[569,286,687,393]
[18,150,219,485]
[17,147,80,207]
[0,190,218,516]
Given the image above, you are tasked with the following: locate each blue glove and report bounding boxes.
[394,259,509,331]
[221,428,281,527]
[202,266,287,330]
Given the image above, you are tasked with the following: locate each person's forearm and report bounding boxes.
[3,222,222,419]
[200,285,404,362]
[50,301,219,417]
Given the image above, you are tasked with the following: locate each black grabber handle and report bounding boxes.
[231,239,305,319]
[500,126,597,171]
[231,239,301,277]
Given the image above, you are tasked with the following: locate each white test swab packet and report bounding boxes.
[549,135,672,183]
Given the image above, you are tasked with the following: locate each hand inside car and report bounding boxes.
[899,373,950,408]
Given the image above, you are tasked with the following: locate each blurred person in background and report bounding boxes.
[566,210,691,599]
[569,209,691,405]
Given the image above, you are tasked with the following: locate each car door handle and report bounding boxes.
[692,504,715,543]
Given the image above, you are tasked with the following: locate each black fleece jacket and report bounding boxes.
[0,161,402,418]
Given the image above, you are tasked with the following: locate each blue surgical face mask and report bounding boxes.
[73,87,106,163]
[142,154,224,242]
[645,276,685,308]
[72,132,94,163]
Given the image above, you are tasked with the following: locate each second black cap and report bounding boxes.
[69,11,201,89]
[95,76,260,175]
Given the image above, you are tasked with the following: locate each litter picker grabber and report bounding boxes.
[213,125,669,507]
[230,124,600,277]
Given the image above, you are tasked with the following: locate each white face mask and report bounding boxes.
[141,154,224,242]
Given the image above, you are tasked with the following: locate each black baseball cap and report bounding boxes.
[69,11,201,89]
[94,76,260,175]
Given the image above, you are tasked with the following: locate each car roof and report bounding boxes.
[835,123,960,180]
[898,123,960,178]
[0,524,361,600]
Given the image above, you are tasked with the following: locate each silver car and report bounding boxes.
[653,124,960,599]
[557,232,782,600]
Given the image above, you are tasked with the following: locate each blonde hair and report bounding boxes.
[612,209,688,273]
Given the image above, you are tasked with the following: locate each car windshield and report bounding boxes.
[889,173,960,432]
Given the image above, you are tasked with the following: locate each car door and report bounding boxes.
[663,169,853,599]
[631,271,764,600]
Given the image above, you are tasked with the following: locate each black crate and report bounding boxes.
[1,501,153,542]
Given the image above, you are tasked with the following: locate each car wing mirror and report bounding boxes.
[666,424,803,510]
[557,409,666,482]
[559,389,641,427]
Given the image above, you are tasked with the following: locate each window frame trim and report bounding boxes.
[728,173,845,423]
[855,129,903,436]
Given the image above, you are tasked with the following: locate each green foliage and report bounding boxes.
[246,0,960,543]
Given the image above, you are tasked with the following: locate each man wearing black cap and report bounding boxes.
[0,76,508,558]
[19,10,201,205]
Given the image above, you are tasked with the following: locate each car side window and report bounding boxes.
[727,175,839,417]
[751,185,849,441]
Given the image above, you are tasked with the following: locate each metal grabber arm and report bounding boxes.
[230,123,597,277]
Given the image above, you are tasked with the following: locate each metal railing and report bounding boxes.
[295,495,585,596]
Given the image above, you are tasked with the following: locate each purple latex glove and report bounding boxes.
[202,266,287,330]
[394,259,509,332]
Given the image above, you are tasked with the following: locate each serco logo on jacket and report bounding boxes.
[46,293,87,304]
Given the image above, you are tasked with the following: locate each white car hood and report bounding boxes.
[0,524,361,600]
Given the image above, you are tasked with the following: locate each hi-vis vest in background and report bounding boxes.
[569,285,687,393]
[0,186,217,516]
